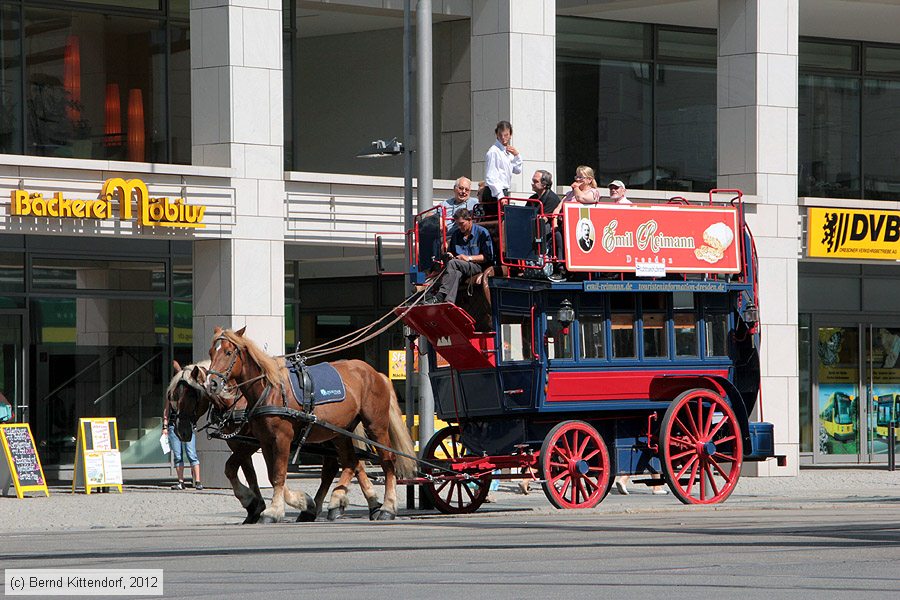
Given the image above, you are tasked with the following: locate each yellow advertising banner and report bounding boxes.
[808,207,900,260]
[389,350,406,380]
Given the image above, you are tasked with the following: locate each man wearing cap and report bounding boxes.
[608,180,632,204]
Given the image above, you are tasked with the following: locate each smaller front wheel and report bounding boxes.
[540,420,611,509]
[421,426,491,514]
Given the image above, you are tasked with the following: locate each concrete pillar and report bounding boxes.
[470,0,556,192]
[717,0,799,475]
[190,0,286,487]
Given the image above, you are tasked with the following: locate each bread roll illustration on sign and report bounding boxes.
[694,222,734,264]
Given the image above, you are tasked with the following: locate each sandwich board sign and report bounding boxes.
[0,423,50,498]
[72,417,123,494]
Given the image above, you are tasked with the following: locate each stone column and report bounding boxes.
[190,0,286,487]
[470,0,556,192]
[718,0,799,475]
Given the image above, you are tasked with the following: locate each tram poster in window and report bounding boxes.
[816,327,859,455]
[563,204,741,273]
[0,423,50,499]
[870,328,900,454]
[72,417,123,494]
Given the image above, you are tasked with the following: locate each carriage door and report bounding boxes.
[813,322,861,463]
[0,311,26,423]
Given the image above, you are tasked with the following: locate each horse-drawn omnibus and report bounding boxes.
[389,189,776,511]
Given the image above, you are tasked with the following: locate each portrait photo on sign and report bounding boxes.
[577,218,595,252]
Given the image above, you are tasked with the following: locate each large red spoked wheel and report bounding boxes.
[421,426,491,514]
[660,388,744,504]
[540,420,611,509]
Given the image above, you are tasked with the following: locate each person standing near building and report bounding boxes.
[481,121,523,216]
[163,395,202,491]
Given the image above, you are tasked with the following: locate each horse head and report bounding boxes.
[206,326,286,403]
[206,326,248,398]
[167,360,212,443]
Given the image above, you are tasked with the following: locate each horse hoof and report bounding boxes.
[259,515,279,524]
[326,506,345,521]
[297,510,317,523]
[376,510,396,521]
[243,498,265,524]
[368,503,383,521]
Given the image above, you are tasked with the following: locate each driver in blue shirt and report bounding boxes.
[426,208,494,304]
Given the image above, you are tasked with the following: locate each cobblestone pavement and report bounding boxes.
[1,468,897,533]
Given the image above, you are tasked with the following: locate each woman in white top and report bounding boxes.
[545,166,602,280]
[556,165,602,210]
[481,121,523,216]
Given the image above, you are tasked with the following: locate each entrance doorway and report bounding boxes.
[813,319,900,463]
[0,312,26,423]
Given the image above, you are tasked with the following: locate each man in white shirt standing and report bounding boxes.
[481,120,523,216]
[608,180,633,205]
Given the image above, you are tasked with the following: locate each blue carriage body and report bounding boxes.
[394,191,775,508]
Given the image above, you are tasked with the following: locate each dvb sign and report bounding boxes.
[808,207,900,259]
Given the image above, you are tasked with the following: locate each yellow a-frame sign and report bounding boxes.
[72,417,123,494]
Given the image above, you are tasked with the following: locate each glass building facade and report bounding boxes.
[556,18,717,192]
[0,0,190,163]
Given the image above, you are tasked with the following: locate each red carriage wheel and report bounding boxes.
[539,420,611,509]
[660,388,743,505]
[421,426,491,514]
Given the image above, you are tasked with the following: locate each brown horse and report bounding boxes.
[171,361,371,522]
[204,327,417,523]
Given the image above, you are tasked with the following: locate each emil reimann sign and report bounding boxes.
[10,178,206,228]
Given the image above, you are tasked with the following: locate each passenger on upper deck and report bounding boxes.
[439,177,478,232]
[424,208,494,305]
[608,179,633,205]
[561,165,603,205]
[530,170,563,262]
[481,120,522,217]
[546,166,602,280]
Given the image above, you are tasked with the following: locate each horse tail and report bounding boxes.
[382,374,418,479]
[351,423,368,452]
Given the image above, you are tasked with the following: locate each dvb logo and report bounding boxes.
[821,212,900,253]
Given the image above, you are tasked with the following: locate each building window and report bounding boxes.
[0,1,189,163]
[557,18,716,192]
[282,1,469,177]
[800,38,900,200]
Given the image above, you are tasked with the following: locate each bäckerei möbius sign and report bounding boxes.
[564,203,741,273]
[10,178,206,228]
[807,207,900,260]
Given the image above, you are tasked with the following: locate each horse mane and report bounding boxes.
[221,329,287,387]
[165,359,211,404]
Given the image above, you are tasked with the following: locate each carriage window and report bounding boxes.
[579,313,606,359]
[674,312,699,356]
[610,295,636,359]
[545,314,573,360]
[643,312,669,358]
[500,314,532,362]
[705,312,729,357]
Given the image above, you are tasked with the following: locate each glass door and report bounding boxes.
[865,324,900,462]
[813,322,861,462]
[0,312,26,423]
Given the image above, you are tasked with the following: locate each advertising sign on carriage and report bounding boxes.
[564,203,742,274]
